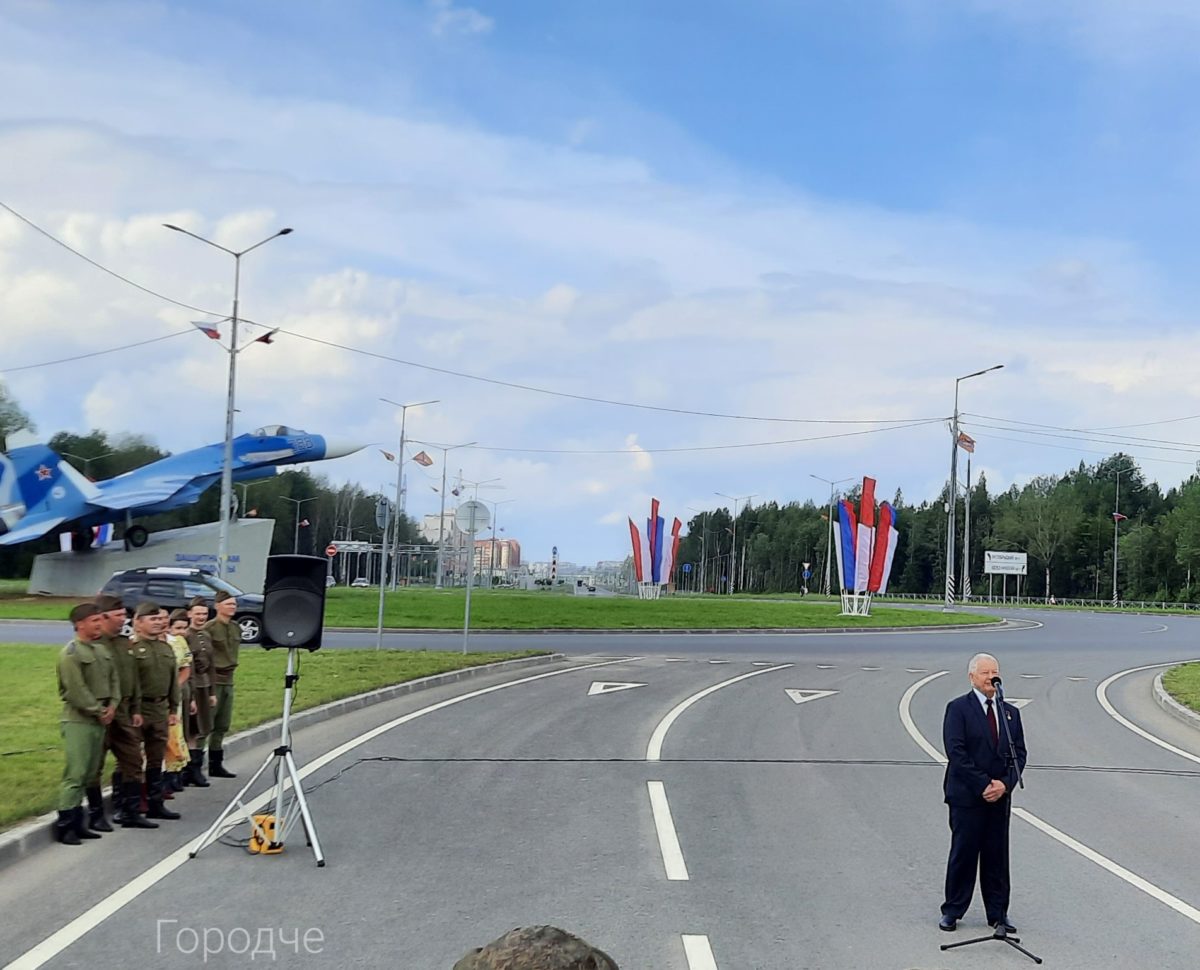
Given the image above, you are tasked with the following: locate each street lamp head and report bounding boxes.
[163,223,184,232]
[277,228,294,236]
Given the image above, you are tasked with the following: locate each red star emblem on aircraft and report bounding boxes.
[36,465,53,481]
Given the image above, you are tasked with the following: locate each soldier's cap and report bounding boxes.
[134,601,162,619]
[69,602,102,625]
[94,594,125,613]
[188,596,209,609]
[169,608,189,625]
[214,590,234,603]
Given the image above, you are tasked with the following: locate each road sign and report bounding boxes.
[325,544,338,557]
[454,500,490,534]
[682,563,692,573]
[985,551,1027,576]
[375,496,392,530]
[802,569,812,580]
[802,561,811,570]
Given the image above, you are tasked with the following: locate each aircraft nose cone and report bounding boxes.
[322,439,367,460]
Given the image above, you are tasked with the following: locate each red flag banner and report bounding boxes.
[957,432,976,453]
[1113,512,1128,522]
[413,451,434,467]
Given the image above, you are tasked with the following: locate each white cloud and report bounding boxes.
[429,0,494,38]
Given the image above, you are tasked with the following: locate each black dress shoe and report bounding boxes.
[990,918,1017,933]
[939,915,957,932]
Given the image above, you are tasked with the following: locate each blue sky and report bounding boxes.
[3,0,1200,564]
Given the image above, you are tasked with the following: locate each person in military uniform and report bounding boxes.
[90,595,156,830]
[129,602,182,820]
[183,597,215,787]
[55,603,118,845]
[203,590,240,779]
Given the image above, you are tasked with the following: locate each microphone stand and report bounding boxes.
[940,678,1041,964]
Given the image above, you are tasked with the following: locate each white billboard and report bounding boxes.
[984,551,1027,576]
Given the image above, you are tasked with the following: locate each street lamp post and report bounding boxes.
[1112,460,1136,606]
[281,495,319,554]
[809,474,853,596]
[944,364,1003,610]
[164,222,292,579]
[715,492,754,595]
[380,398,438,590]
[687,507,709,595]
[431,441,477,588]
[459,477,503,585]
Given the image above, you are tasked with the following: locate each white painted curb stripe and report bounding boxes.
[4,656,640,970]
[645,664,792,762]
[1096,660,1200,766]
[682,934,719,969]
[899,667,1200,928]
[647,781,689,881]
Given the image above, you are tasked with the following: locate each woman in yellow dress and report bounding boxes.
[164,610,193,792]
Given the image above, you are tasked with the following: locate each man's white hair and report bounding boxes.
[968,653,998,675]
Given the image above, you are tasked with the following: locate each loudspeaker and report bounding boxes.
[261,555,328,651]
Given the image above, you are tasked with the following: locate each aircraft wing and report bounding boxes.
[92,473,215,511]
[0,515,68,546]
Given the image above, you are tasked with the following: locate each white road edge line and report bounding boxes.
[682,934,719,969]
[645,664,793,762]
[1096,659,1200,766]
[647,781,689,881]
[899,667,1200,927]
[4,656,642,970]
[1140,624,1169,634]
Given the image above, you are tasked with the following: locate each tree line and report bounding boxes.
[677,454,1200,602]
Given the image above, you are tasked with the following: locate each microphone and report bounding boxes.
[990,676,1002,688]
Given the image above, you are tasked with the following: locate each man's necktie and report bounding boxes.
[986,698,999,747]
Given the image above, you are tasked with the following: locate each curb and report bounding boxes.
[1152,670,1200,732]
[324,621,1005,635]
[0,652,563,873]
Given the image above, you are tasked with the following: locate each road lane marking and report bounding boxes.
[900,668,1200,928]
[707,659,731,664]
[1096,660,1200,766]
[1067,677,1089,682]
[1007,698,1033,709]
[587,681,646,696]
[905,668,928,673]
[4,656,641,970]
[816,664,837,669]
[645,664,793,762]
[860,665,881,671]
[751,661,774,667]
[682,934,719,969]
[1141,624,1169,634]
[785,689,839,705]
[1019,674,1042,679]
[647,781,689,880]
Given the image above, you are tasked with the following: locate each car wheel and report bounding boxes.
[125,525,149,548]
[236,616,261,643]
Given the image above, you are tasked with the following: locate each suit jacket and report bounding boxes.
[943,690,1027,807]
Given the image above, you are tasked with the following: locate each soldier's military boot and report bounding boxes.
[110,771,125,824]
[170,770,186,792]
[187,748,210,787]
[85,786,113,833]
[54,810,81,845]
[208,750,237,779]
[72,806,102,840]
[119,781,158,829]
[146,768,181,820]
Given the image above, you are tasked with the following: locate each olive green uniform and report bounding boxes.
[130,637,179,783]
[185,625,216,742]
[204,617,239,752]
[90,633,143,786]
[57,638,118,811]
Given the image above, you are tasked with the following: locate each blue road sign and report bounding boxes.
[803,569,812,580]
[682,563,692,573]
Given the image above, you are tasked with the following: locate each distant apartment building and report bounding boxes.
[473,538,522,573]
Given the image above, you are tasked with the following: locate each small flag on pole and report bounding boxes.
[413,451,434,467]
[191,321,221,340]
[380,450,396,462]
[1112,512,1127,522]
[957,432,976,453]
[299,519,310,527]
[254,328,280,344]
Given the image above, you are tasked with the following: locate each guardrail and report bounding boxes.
[868,592,1200,611]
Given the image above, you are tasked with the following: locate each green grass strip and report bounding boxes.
[1162,663,1200,715]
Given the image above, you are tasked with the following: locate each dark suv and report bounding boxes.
[100,567,265,643]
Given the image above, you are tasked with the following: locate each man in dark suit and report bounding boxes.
[940,652,1027,933]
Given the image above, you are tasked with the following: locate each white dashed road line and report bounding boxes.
[682,934,719,969]
[647,781,690,881]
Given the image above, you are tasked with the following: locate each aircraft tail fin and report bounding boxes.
[3,443,100,517]
[0,452,26,534]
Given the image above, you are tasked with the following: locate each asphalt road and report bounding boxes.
[3,607,1200,969]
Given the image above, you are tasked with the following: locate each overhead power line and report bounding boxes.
[0,330,194,374]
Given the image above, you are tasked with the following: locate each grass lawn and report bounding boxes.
[319,587,998,630]
[0,643,546,831]
[1163,663,1200,714]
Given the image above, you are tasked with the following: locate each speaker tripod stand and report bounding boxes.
[941,920,1041,964]
[188,647,325,866]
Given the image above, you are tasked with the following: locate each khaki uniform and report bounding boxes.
[90,633,142,786]
[204,617,240,751]
[185,625,216,742]
[57,638,118,811]
[129,636,179,783]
